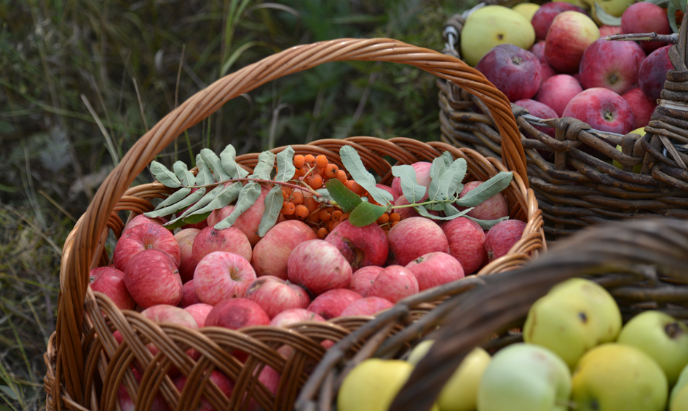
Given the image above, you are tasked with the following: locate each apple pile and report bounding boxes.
[340,277,688,411]
[464,1,676,165]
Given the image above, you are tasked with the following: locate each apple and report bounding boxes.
[513,2,540,22]
[621,2,672,54]
[174,370,234,411]
[475,44,542,102]
[287,239,353,295]
[191,226,252,267]
[458,181,509,221]
[183,303,213,328]
[442,217,487,275]
[118,368,171,411]
[340,297,394,317]
[534,74,583,117]
[177,205,208,231]
[308,289,362,319]
[579,38,646,95]
[539,63,556,85]
[530,41,547,64]
[531,1,588,41]
[174,228,200,283]
[572,344,667,411]
[366,265,419,303]
[562,88,635,135]
[405,252,465,291]
[616,311,688,385]
[194,251,256,305]
[139,304,198,376]
[614,127,645,173]
[545,11,600,74]
[324,220,388,271]
[179,280,201,308]
[622,88,657,129]
[124,249,183,308]
[391,162,432,202]
[113,223,180,271]
[639,45,674,101]
[376,184,400,203]
[598,25,622,37]
[122,214,167,234]
[671,366,688,410]
[514,99,558,158]
[244,276,310,319]
[582,0,633,25]
[349,266,383,296]
[387,217,449,266]
[524,278,622,369]
[269,308,326,328]
[484,220,527,261]
[89,266,135,310]
[393,195,421,220]
[251,220,317,280]
[205,298,270,330]
[478,343,571,411]
[207,184,271,247]
[338,359,416,411]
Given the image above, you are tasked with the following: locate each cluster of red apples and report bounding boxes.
[478,2,674,141]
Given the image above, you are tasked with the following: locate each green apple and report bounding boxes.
[571,343,668,411]
[523,278,622,369]
[613,127,645,172]
[512,3,540,22]
[581,0,635,24]
[617,311,688,385]
[477,343,571,411]
[672,364,688,403]
[461,6,536,66]
[671,365,688,410]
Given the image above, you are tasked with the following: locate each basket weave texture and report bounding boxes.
[43,38,544,411]
[440,7,688,237]
[296,217,688,411]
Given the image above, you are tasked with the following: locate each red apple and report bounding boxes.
[207,184,271,246]
[376,184,400,203]
[184,303,213,328]
[349,266,383,296]
[191,226,252,267]
[205,298,270,330]
[340,297,394,317]
[476,44,542,102]
[124,249,183,308]
[458,181,509,221]
[324,220,388,271]
[174,228,200,283]
[562,88,635,134]
[622,87,657,129]
[531,2,588,41]
[530,41,546,64]
[118,368,171,411]
[308,289,362,319]
[122,214,167,234]
[535,74,583,117]
[194,251,256,305]
[287,239,353,295]
[442,217,487,275]
[269,308,326,328]
[179,280,202,308]
[113,223,180,271]
[599,25,623,37]
[639,45,673,101]
[89,266,136,310]
[387,217,449,266]
[405,252,465,291]
[391,162,432,202]
[244,276,310,319]
[251,220,317,280]
[545,11,600,74]
[579,38,646,95]
[139,304,198,375]
[366,265,419,303]
[173,370,234,411]
[514,99,558,142]
[540,63,556,85]
[393,195,420,220]
[485,220,527,261]
[621,3,671,53]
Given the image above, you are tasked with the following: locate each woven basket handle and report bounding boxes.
[54,38,525,406]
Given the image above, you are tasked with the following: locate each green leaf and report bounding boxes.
[176,185,225,219]
[349,201,388,227]
[315,188,333,203]
[173,161,195,187]
[415,205,472,221]
[182,211,212,224]
[594,3,622,26]
[150,161,181,188]
[428,158,467,207]
[214,183,262,230]
[0,386,18,400]
[201,148,230,181]
[669,3,680,33]
[251,150,276,180]
[392,165,426,204]
[454,172,513,208]
[221,144,249,179]
[644,0,671,6]
[340,145,393,205]
[258,186,284,236]
[671,0,686,13]
[325,179,362,213]
[274,146,296,182]
[146,187,206,219]
[189,182,243,217]
[467,216,509,230]
[154,187,192,211]
[195,155,214,186]
[429,152,453,180]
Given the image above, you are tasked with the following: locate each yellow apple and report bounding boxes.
[613,127,644,172]
[513,3,540,21]
[461,6,536,67]
[407,339,434,366]
[582,0,635,24]
[671,365,688,410]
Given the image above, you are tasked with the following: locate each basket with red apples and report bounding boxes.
[440,0,688,238]
[43,39,545,411]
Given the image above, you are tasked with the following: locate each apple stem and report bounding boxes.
[605,32,678,44]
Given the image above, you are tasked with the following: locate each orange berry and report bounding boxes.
[312,226,319,234]
[298,167,309,177]
[317,227,329,239]
[292,170,299,180]
[292,191,304,205]
[307,174,323,190]
[328,221,335,232]
[332,210,343,222]
[278,213,287,223]
[350,181,366,196]
[390,212,401,222]
[336,170,348,184]
[307,212,320,224]
[344,180,356,192]
[306,197,319,212]
[391,221,399,227]
[377,214,390,224]
[325,164,338,178]
[315,155,328,169]
[281,202,295,216]
[314,166,325,176]
[341,213,350,220]
[333,221,341,229]
[319,209,332,222]
[281,186,293,200]
[295,205,309,219]
[293,155,305,169]
[304,154,315,166]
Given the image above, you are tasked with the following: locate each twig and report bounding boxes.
[605,32,678,43]
[185,177,322,198]
[81,94,119,166]
[132,77,149,132]
[37,190,76,222]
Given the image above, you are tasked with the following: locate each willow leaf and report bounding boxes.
[455,172,513,208]
[176,185,225,219]
[325,179,362,213]
[340,145,393,205]
[195,155,214,186]
[467,216,509,230]
[190,182,243,217]
[415,204,472,221]
[315,188,333,203]
[146,187,206,219]
[258,186,284,236]
[349,201,387,227]
[252,150,276,180]
[429,158,467,205]
[214,183,262,230]
[150,161,181,188]
[201,148,230,181]
[221,144,249,179]
[154,187,192,211]
[392,165,425,204]
[274,146,296,183]
[173,161,195,187]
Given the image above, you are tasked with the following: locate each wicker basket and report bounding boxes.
[439,5,688,238]
[43,38,545,411]
[296,217,688,411]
